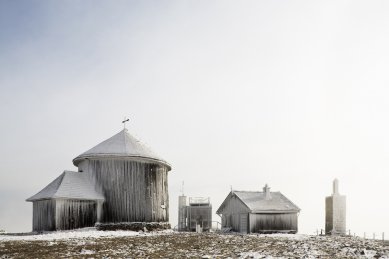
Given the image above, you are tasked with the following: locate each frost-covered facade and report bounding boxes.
[217,185,300,234]
[325,179,346,235]
[178,196,212,232]
[27,129,171,231]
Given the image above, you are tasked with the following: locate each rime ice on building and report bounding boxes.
[177,196,212,232]
[217,184,300,234]
[27,128,171,231]
[325,179,346,235]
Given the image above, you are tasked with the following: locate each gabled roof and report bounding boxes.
[72,129,171,170]
[26,171,105,202]
[234,191,300,213]
[217,190,300,214]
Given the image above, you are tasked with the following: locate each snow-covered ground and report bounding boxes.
[0,227,174,241]
[252,233,310,240]
[1,230,389,258]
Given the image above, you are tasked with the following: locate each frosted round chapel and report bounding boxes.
[27,129,171,231]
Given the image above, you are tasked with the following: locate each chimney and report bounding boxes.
[333,178,339,195]
[263,184,271,200]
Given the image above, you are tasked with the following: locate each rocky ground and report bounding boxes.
[1,231,389,258]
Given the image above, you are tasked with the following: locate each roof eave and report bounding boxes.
[216,191,252,215]
[216,191,233,214]
[251,209,301,214]
[26,197,105,202]
[54,197,105,201]
[73,154,172,171]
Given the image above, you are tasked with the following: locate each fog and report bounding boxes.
[1,1,389,236]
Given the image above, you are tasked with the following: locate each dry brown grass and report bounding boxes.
[1,233,389,258]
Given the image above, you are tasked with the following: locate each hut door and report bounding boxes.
[239,214,248,234]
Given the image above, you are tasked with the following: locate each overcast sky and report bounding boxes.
[1,0,389,235]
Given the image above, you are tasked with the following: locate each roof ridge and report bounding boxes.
[123,130,130,154]
[234,190,261,193]
[234,190,280,193]
[26,172,66,201]
[231,190,300,213]
[63,170,78,174]
[52,171,68,198]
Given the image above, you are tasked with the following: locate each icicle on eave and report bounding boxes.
[84,159,169,223]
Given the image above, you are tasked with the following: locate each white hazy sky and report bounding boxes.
[1,0,389,235]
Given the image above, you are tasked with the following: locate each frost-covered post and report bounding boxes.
[96,200,103,223]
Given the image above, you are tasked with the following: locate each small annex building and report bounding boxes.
[26,171,105,231]
[216,185,300,234]
[27,128,171,232]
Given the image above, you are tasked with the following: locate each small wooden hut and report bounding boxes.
[216,185,300,234]
[27,128,171,231]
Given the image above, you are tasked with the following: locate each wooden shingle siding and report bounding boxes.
[55,199,97,230]
[32,200,56,231]
[249,213,298,233]
[217,190,300,234]
[86,159,169,223]
[229,213,241,232]
[219,194,250,217]
[219,194,250,232]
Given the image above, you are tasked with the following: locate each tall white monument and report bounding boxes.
[325,179,346,235]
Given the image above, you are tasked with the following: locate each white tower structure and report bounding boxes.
[178,182,187,231]
[178,195,187,231]
[325,179,346,235]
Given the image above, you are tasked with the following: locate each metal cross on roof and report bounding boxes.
[122,117,129,129]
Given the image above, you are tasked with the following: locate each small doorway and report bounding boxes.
[240,214,248,234]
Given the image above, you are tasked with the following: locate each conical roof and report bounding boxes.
[72,129,171,170]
